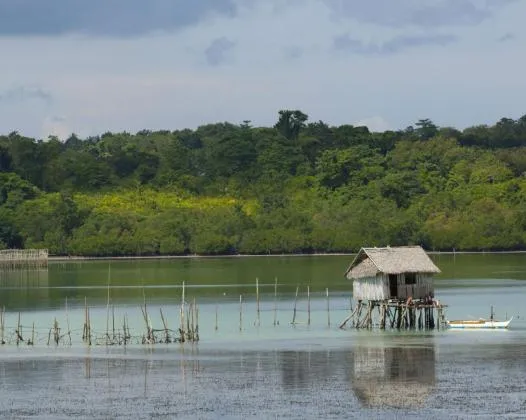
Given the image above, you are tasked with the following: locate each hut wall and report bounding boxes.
[353,275,388,300]
[397,274,433,299]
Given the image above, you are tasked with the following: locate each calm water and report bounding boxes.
[1,254,526,419]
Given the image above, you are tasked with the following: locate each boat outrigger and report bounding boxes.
[447,306,513,330]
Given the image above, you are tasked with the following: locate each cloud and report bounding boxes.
[334,33,457,55]
[324,0,496,27]
[205,37,236,66]
[283,46,304,60]
[41,116,71,140]
[353,116,392,132]
[0,0,236,37]
[0,86,52,103]
[497,33,515,42]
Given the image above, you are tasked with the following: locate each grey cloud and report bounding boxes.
[0,86,52,103]
[283,46,304,60]
[0,0,236,37]
[324,0,498,27]
[334,33,457,54]
[205,37,235,66]
[497,33,515,42]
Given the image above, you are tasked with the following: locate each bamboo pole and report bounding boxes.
[239,295,243,332]
[180,281,185,342]
[195,299,199,341]
[292,286,299,325]
[215,304,218,331]
[16,312,22,345]
[66,297,71,345]
[106,264,111,344]
[160,308,170,343]
[83,297,88,342]
[326,288,331,328]
[307,286,311,326]
[1,306,4,345]
[255,278,260,327]
[273,277,278,326]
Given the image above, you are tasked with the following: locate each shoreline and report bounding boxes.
[47,249,526,262]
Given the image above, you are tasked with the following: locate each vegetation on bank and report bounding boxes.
[1,111,526,256]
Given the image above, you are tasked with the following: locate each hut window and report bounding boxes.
[405,273,416,285]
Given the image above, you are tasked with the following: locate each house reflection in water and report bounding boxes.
[348,344,436,409]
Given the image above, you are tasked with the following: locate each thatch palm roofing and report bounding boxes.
[345,246,441,279]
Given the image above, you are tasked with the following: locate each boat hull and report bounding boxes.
[447,318,513,329]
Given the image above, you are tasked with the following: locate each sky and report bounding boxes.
[0,0,525,139]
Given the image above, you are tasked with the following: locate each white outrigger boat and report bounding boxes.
[447,306,513,330]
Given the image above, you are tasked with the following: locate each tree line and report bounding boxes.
[1,111,526,255]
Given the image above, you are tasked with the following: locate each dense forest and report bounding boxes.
[1,110,526,256]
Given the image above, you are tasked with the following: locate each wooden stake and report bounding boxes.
[66,297,71,345]
[273,277,278,326]
[16,312,22,345]
[255,278,260,327]
[307,286,311,326]
[1,306,5,345]
[239,294,243,332]
[292,286,299,325]
[326,288,331,327]
[160,308,170,343]
[106,264,111,344]
[215,304,218,331]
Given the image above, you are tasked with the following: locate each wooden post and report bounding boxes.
[16,312,22,345]
[1,306,4,345]
[326,288,330,328]
[339,301,359,329]
[355,301,364,328]
[273,277,278,326]
[30,322,35,346]
[106,264,111,345]
[307,286,311,326]
[83,297,88,342]
[180,281,185,342]
[195,300,199,341]
[239,294,243,332]
[292,286,299,325]
[112,305,116,343]
[123,315,128,345]
[215,304,219,331]
[160,308,170,343]
[255,278,260,327]
[66,297,72,345]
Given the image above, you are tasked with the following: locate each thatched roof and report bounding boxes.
[345,246,440,279]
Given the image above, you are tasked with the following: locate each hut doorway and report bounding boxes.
[389,274,398,298]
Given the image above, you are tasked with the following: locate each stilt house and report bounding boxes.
[344,246,440,301]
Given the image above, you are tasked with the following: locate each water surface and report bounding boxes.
[0,254,525,419]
